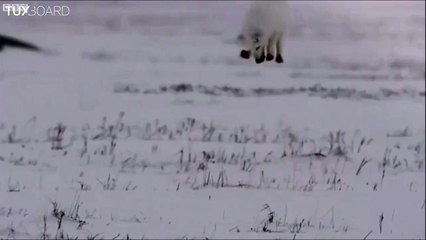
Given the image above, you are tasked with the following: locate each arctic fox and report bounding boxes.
[239,1,291,64]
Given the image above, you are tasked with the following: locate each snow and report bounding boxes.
[0,1,424,239]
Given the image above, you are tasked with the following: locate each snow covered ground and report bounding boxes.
[0,1,424,239]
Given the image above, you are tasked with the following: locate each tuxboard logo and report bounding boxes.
[2,3,70,17]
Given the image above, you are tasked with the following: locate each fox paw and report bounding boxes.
[266,53,274,61]
[240,50,251,59]
[255,55,265,64]
[275,54,283,63]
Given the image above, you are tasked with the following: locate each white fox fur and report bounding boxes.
[239,1,291,64]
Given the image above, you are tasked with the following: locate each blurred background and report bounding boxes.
[0,2,425,239]
[1,1,424,76]
[0,1,425,133]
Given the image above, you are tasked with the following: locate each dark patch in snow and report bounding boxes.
[113,83,139,94]
[142,83,424,101]
[82,51,118,62]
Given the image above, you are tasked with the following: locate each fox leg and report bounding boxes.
[275,32,284,63]
[254,46,266,64]
[239,34,252,60]
[266,32,280,61]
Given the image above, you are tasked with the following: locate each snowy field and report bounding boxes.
[0,1,425,239]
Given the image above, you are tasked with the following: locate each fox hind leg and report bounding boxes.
[275,32,284,63]
[266,32,280,61]
[255,47,266,64]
